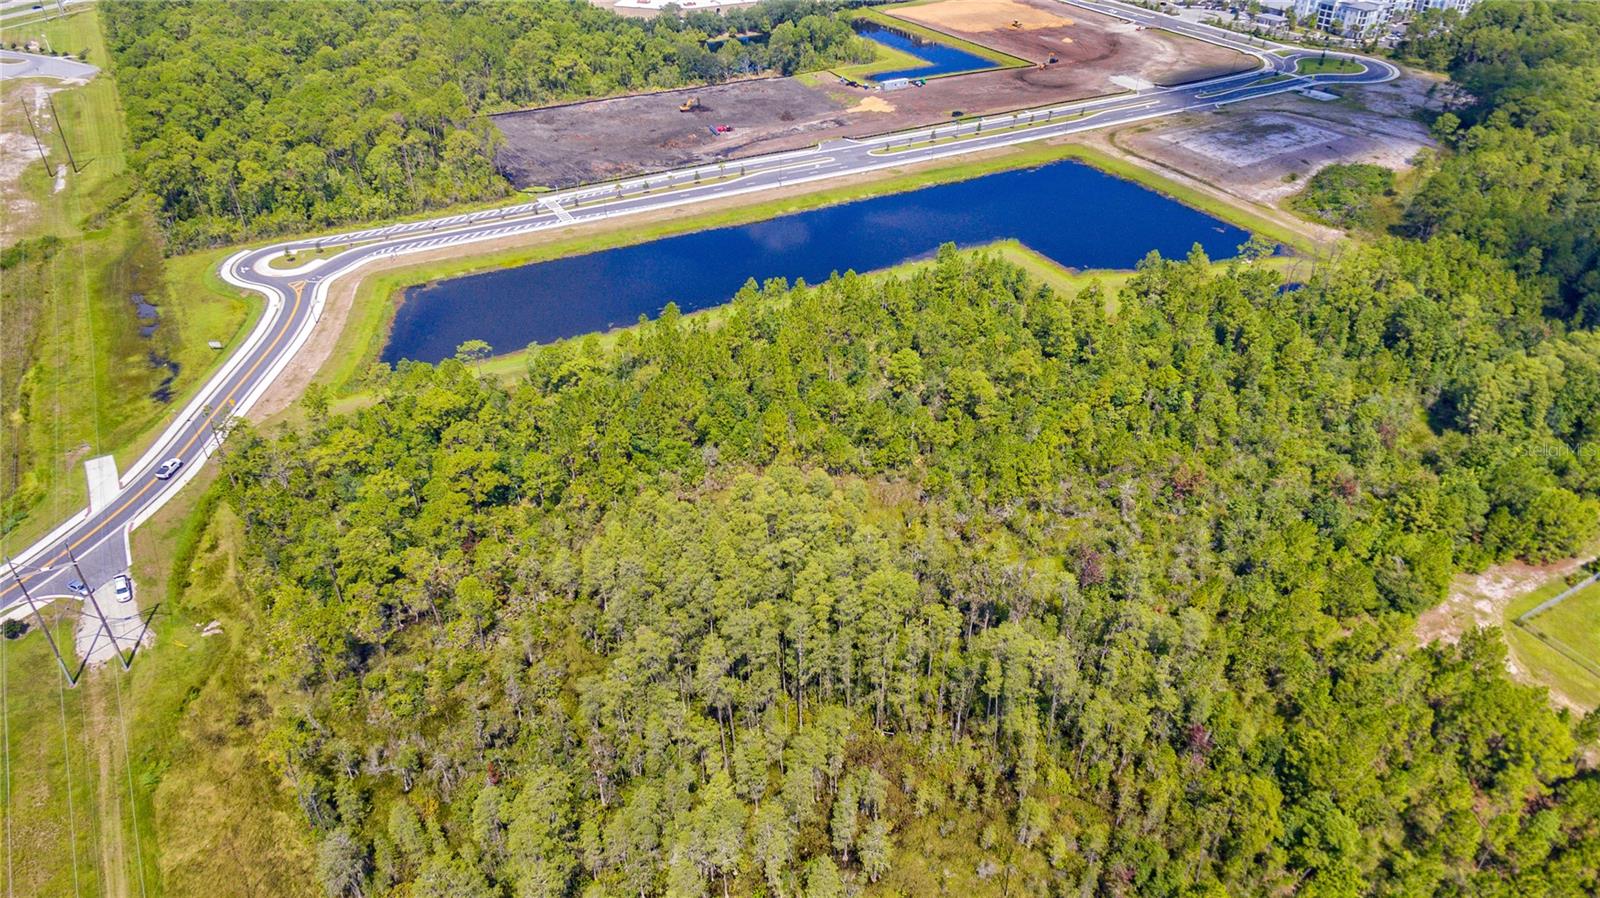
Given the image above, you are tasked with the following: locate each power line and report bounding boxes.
[56,665,83,898]
[47,96,80,174]
[66,548,131,671]
[4,556,78,685]
[17,104,57,179]
[1,620,13,898]
[112,675,147,898]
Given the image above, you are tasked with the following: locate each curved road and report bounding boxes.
[0,0,1396,617]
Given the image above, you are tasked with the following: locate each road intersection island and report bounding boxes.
[0,0,1397,632]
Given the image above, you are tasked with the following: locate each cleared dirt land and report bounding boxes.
[894,0,1245,85]
[1108,72,1440,208]
[494,0,1254,187]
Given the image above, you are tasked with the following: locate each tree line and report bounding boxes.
[99,0,871,249]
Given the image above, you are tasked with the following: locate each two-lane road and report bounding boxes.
[0,0,1396,617]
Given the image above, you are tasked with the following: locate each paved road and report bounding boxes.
[0,0,1396,618]
[0,48,96,80]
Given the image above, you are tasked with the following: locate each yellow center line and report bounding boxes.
[2,282,305,601]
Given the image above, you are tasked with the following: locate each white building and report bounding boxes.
[1290,0,1476,37]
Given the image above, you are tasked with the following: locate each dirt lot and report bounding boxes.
[1108,70,1441,209]
[494,2,1255,188]
[894,0,1249,85]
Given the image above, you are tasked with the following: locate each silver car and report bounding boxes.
[155,457,183,480]
[113,575,133,603]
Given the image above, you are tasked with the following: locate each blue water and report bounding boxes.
[853,20,994,82]
[383,161,1250,364]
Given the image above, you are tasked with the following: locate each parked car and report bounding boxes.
[113,575,133,604]
[67,578,89,596]
[155,457,183,480]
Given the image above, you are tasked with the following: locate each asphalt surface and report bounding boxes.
[0,0,1397,619]
[0,48,96,80]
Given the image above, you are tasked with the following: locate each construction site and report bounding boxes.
[494,0,1255,188]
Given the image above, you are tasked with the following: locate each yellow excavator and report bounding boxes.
[679,96,702,112]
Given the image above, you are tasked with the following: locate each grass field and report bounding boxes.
[0,8,256,555]
[0,607,100,898]
[1509,578,1600,709]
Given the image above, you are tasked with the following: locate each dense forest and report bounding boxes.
[1401,0,1600,324]
[99,0,871,248]
[189,2,1600,896]
[225,236,1599,897]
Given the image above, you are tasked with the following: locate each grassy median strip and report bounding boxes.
[1295,55,1364,76]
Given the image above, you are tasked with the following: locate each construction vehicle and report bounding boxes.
[679,96,702,112]
[1010,19,1022,28]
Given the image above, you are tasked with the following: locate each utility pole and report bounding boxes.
[5,556,77,685]
[48,96,80,173]
[19,105,56,178]
[66,547,131,671]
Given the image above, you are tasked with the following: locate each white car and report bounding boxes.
[113,574,133,604]
[155,457,183,480]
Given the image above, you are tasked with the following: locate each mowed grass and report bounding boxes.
[1295,55,1365,76]
[0,608,101,898]
[1510,579,1600,709]
[0,6,97,55]
[0,8,256,554]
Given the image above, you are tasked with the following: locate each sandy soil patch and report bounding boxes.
[1418,556,1595,648]
[73,583,148,668]
[853,95,895,113]
[0,80,62,243]
[888,0,1250,82]
[895,0,1069,32]
[1417,551,1598,710]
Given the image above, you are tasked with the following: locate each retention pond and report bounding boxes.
[852,20,997,82]
[384,160,1250,364]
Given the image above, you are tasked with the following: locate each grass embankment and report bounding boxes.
[319,139,1286,397]
[1508,578,1600,709]
[852,7,1029,72]
[0,9,256,555]
[115,476,319,898]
